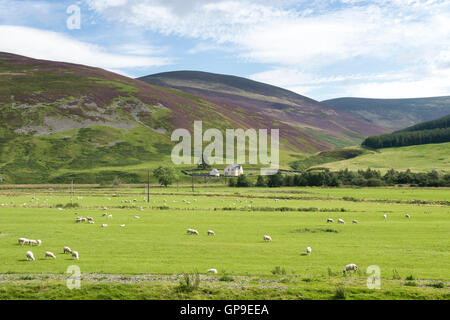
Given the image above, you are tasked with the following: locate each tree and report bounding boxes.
[267,172,283,187]
[256,175,267,187]
[197,154,211,170]
[236,174,252,187]
[153,166,176,187]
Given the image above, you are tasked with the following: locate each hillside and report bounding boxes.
[0,53,386,183]
[312,143,450,173]
[362,114,450,149]
[322,97,450,131]
[139,71,386,149]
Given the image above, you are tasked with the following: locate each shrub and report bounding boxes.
[404,281,417,287]
[176,273,200,293]
[334,284,347,300]
[271,266,286,275]
[427,281,444,289]
[405,274,415,281]
[392,269,401,280]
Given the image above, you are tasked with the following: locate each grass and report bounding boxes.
[0,185,448,299]
[316,143,450,174]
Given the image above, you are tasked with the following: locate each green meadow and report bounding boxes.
[0,186,448,299]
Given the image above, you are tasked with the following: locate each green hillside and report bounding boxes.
[313,143,450,173]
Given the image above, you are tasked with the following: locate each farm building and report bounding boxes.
[209,168,220,177]
[224,164,244,176]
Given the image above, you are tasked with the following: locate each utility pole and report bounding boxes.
[147,170,150,203]
[191,174,194,193]
[70,180,74,206]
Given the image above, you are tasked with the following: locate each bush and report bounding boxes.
[405,274,415,281]
[176,273,200,293]
[334,284,347,300]
[427,281,445,289]
[64,202,79,208]
[271,266,286,275]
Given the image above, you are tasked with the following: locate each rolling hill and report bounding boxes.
[139,71,386,150]
[0,53,384,183]
[322,96,450,131]
[312,142,450,174]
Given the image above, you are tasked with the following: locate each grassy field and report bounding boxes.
[314,143,450,173]
[0,185,448,300]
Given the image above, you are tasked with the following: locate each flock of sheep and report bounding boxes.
[16,195,416,277]
[19,237,79,262]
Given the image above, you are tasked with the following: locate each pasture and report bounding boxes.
[0,185,448,299]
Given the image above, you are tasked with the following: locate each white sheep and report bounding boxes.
[18,238,28,245]
[263,235,272,242]
[36,240,42,246]
[343,263,359,274]
[29,239,38,246]
[63,246,72,254]
[72,251,79,260]
[187,228,199,235]
[338,218,345,224]
[405,214,411,219]
[306,246,312,255]
[134,216,140,219]
[352,220,358,224]
[107,214,112,219]
[384,214,387,220]
[101,224,108,227]
[26,251,35,261]
[207,268,218,274]
[207,230,215,236]
[45,251,56,259]
[89,220,95,224]
[120,224,125,227]
[327,218,334,223]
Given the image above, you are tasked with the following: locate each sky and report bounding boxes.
[1,0,450,101]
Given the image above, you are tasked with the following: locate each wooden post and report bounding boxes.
[148,170,151,202]
[191,174,194,193]
[70,180,73,205]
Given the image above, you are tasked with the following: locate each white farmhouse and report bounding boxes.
[224,164,244,176]
[209,168,220,177]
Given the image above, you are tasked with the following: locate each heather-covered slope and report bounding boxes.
[139,71,386,149]
[0,53,384,183]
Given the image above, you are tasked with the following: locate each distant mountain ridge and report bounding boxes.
[322,96,450,131]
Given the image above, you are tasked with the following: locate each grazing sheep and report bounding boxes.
[327,218,334,223]
[352,220,358,224]
[306,246,312,255]
[36,240,42,246]
[120,224,125,227]
[18,238,28,245]
[29,239,38,246]
[134,216,140,219]
[88,220,95,224]
[207,230,215,236]
[87,217,94,221]
[263,235,272,242]
[45,251,56,259]
[343,264,359,274]
[103,207,108,210]
[107,214,112,219]
[63,246,72,254]
[187,228,199,235]
[207,268,218,274]
[72,251,79,260]
[101,224,108,227]
[102,213,107,217]
[338,218,345,224]
[26,251,35,261]
[76,217,83,223]
[384,214,387,220]
[405,214,411,219]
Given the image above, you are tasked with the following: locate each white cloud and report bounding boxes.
[84,0,450,99]
[0,25,171,71]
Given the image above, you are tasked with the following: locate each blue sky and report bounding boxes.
[1,0,450,100]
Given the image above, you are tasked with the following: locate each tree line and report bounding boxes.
[362,115,450,149]
[229,168,450,188]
